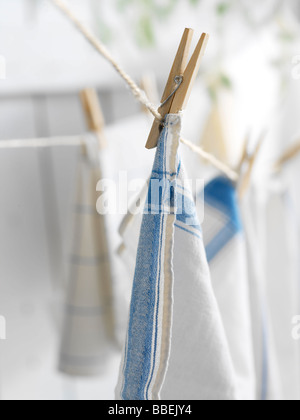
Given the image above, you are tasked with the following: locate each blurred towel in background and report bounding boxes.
[116,114,237,401]
[200,176,256,400]
[241,186,283,401]
[262,177,300,400]
[59,135,117,376]
[59,114,155,377]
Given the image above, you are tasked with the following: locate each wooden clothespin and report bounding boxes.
[238,130,267,198]
[236,131,251,175]
[145,28,210,149]
[199,102,230,165]
[274,140,300,171]
[140,72,159,116]
[80,88,106,149]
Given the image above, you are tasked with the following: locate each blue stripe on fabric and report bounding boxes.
[145,211,164,399]
[204,176,242,233]
[174,223,202,240]
[203,176,242,262]
[176,192,201,232]
[176,160,182,176]
[145,130,169,399]
[122,120,173,400]
[205,223,238,263]
[122,204,161,399]
[145,127,169,399]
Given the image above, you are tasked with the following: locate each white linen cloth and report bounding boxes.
[262,178,300,400]
[241,186,284,400]
[201,176,256,400]
[116,114,237,400]
[59,136,117,376]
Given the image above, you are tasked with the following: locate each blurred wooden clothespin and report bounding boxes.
[238,130,267,198]
[236,131,251,176]
[145,28,209,149]
[274,140,300,171]
[80,88,106,149]
[140,72,159,116]
[199,103,230,166]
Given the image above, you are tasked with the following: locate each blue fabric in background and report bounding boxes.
[204,176,242,263]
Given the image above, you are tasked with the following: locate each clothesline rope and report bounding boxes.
[0,137,85,149]
[51,0,161,122]
[49,0,238,182]
[0,136,237,182]
[180,138,238,182]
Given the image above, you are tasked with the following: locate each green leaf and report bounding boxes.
[142,0,155,7]
[279,31,295,43]
[216,2,231,16]
[100,25,113,44]
[153,0,178,19]
[220,73,232,89]
[117,0,133,12]
[208,86,218,103]
[136,15,156,47]
[189,0,201,6]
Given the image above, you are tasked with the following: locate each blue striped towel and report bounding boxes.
[116,115,237,400]
[201,177,256,400]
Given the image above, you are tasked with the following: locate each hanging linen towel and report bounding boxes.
[116,114,237,401]
[262,180,300,400]
[200,176,256,400]
[241,190,283,401]
[59,136,117,376]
